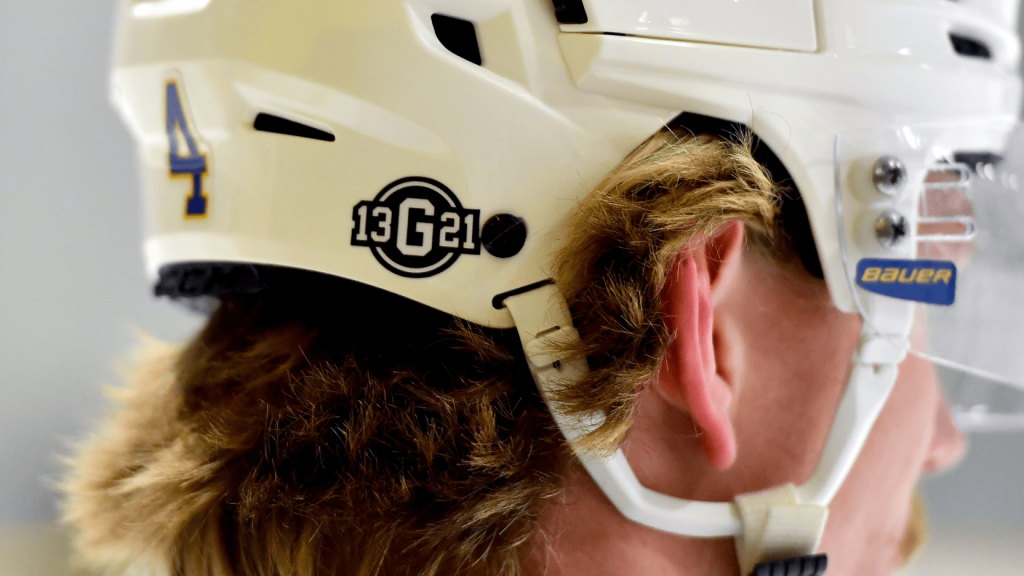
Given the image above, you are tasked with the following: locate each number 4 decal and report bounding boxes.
[166,80,208,218]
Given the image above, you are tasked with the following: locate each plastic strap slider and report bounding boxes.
[523,326,576,369]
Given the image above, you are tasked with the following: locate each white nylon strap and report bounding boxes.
[503,283,595,443]
[734,484,829,576]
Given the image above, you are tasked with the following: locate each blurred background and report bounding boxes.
[0,1,1021,574]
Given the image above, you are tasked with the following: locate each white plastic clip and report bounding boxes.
[734,484,829,576]
[855,334,909,365]
[523,327,575,369]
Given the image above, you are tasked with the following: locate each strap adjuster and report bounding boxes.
[751,553,828,576]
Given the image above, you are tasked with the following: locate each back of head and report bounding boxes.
[64,127,807,575]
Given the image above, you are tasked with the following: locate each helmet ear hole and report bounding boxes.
[431,14,482,66]
[669,113,825,280]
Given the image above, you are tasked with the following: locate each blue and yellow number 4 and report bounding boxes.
[166,81,208,218]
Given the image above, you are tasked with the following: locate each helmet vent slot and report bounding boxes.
[551,0,588,24]
[253,113,335,142]
[431,14,482,66]
[949,33,992,59]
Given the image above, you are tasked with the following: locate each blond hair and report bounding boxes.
[551,130,781,452]
[62,128,790,576]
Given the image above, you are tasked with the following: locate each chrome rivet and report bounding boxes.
[872,156,907,196]
[875,209,909,249]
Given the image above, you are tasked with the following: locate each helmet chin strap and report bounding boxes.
[503,282,904,576]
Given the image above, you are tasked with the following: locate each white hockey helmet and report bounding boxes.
[112,0,1024,573]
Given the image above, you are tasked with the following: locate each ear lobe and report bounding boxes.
[656,222,745,470]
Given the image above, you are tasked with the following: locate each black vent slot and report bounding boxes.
[954,151,1003,173]
[950,33,992,59]
[431,14,482,66]
[552,0,588,24]
[254,113,335,142]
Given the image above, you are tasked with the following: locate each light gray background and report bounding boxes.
[0,1,204,525]
[0,0,1021,548]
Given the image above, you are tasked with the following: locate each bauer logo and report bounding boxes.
[856,259,957,306]
[352,177,481,278]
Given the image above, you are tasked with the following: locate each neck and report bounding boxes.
[524,463,740,576]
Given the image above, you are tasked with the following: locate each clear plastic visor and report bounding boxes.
[836,120,1024,432]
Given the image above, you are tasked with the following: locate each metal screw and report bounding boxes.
[872,156,907,196]
[875,209,909,249]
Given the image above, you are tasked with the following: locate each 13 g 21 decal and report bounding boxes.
[352,177,480,278]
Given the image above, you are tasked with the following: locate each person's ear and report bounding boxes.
[656,220,746,470]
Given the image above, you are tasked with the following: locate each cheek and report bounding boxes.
[728,255,952,574]
[724,255,865,488]
[818,347,941,575]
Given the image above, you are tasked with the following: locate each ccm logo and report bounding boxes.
[351,177,480,278]
[860,267,953,285]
